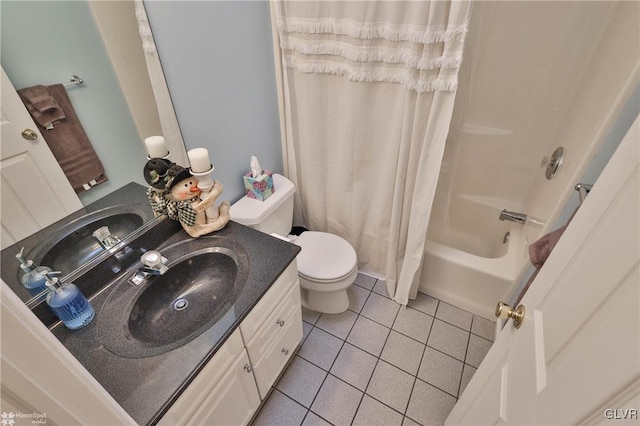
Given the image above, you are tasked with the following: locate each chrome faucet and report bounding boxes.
[129,250,168,285]
[93,226,120,249]
[499,209,528,225]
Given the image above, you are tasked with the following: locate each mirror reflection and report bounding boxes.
[0,1,171,302]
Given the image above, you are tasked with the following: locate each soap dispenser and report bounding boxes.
[15,247,52,297]
[43,271,95,330]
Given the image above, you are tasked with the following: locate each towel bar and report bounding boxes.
[575,183,593,204]
[63,75,84,88]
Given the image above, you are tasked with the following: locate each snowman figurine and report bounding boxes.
[164,165,230,238]
[143,158,173,217]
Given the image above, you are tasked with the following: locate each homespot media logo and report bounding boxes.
[1,412,47,425]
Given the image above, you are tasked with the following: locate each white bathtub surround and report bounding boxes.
[271,1,472,305]
[421,1,640,319]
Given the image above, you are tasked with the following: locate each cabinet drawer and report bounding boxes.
[240,261,297,342]
[252,306,303,399]
[245,282,301,363]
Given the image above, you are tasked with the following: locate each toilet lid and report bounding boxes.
[295,232,357,281]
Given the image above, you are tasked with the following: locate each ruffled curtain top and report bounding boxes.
[275,1,470,92]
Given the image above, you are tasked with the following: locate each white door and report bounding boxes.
[447,117,640,425]
[1,68,82,249]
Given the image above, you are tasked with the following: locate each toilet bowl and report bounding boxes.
[293,231,358,314]
[229,174,358,314]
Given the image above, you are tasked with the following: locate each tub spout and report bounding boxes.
[499,209,527,224]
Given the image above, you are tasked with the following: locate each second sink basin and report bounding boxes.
[29,205,148,274]
[98,236,249,358]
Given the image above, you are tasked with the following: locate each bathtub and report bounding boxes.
[419,195,531,320]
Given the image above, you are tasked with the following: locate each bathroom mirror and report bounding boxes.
[0,1,177,304]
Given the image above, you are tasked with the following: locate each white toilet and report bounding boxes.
[230,174,358,314]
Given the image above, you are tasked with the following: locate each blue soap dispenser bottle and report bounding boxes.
[43,271,95,330]
[15,247,52,297]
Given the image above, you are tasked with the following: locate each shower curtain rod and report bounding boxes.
[63,75,84,88]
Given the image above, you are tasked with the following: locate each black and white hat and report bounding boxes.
[143,158,174,190]
[165,164,194,191]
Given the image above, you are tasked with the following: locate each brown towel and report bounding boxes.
[528,225,568,269]
[17,85,66,128]
[17,84,107,193]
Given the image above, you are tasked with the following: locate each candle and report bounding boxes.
[188,148,212,173]
[145,136,169,158]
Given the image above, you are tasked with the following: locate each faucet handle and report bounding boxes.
[141,250,166,268]
[140,250,169,275]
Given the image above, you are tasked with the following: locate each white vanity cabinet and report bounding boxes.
[240,263,302,399]
[159,262,301,426]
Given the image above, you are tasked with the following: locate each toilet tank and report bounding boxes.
[230,174,295,236]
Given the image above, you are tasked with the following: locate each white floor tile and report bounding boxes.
[465,334,492,368]
[353,395,404,426]
[348,284,371,313]
[418,347,463,397]
[471,315,496,342]
[406,380,457,426]
[381,330,426,376]
[427,319,469,361]
[253,390,307,426]
[330,343,378,391]
[311,375,363,425]
[346,315,390,357]
[366,360,415,413]
[276,356,327,408]
[354,273,377,290]
[316,310,358,340]
[407,292,439,316]
[302,321,313,342]
[301,411,332,426]
[393,307,433,343]
[372,280,391,298]
[361,293,401,328]
[402,416,421,426]
[298,327,344,370]
[435,302,473,331]
[302,307,321,325]
[459,363,477,398]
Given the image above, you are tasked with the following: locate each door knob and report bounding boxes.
[21,129,38,141]
[495,301,525,329]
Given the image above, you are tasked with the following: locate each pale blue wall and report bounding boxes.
[1,1,147,206]
[144,1,282,202]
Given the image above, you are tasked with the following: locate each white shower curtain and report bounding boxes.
[272,1,471,305]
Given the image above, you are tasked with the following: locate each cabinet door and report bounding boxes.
[158,330,247,425]
[189,350,260,426]
[252,306,303,399]
[240,262,298,342]
[245,281,301,363]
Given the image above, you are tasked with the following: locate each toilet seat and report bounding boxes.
[294,232,357,282]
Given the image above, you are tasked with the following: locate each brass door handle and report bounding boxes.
[21,129,38,141]
[495,301,525,329]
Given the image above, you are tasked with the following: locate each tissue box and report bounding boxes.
[243,171,275,201]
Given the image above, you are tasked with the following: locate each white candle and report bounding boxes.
[188,148,212,173]
[145,136,169,158]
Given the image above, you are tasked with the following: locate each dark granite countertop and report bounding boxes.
[1,182,157,305]
[49,219,300,425]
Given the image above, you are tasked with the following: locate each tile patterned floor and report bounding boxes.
[252,273,496,426]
